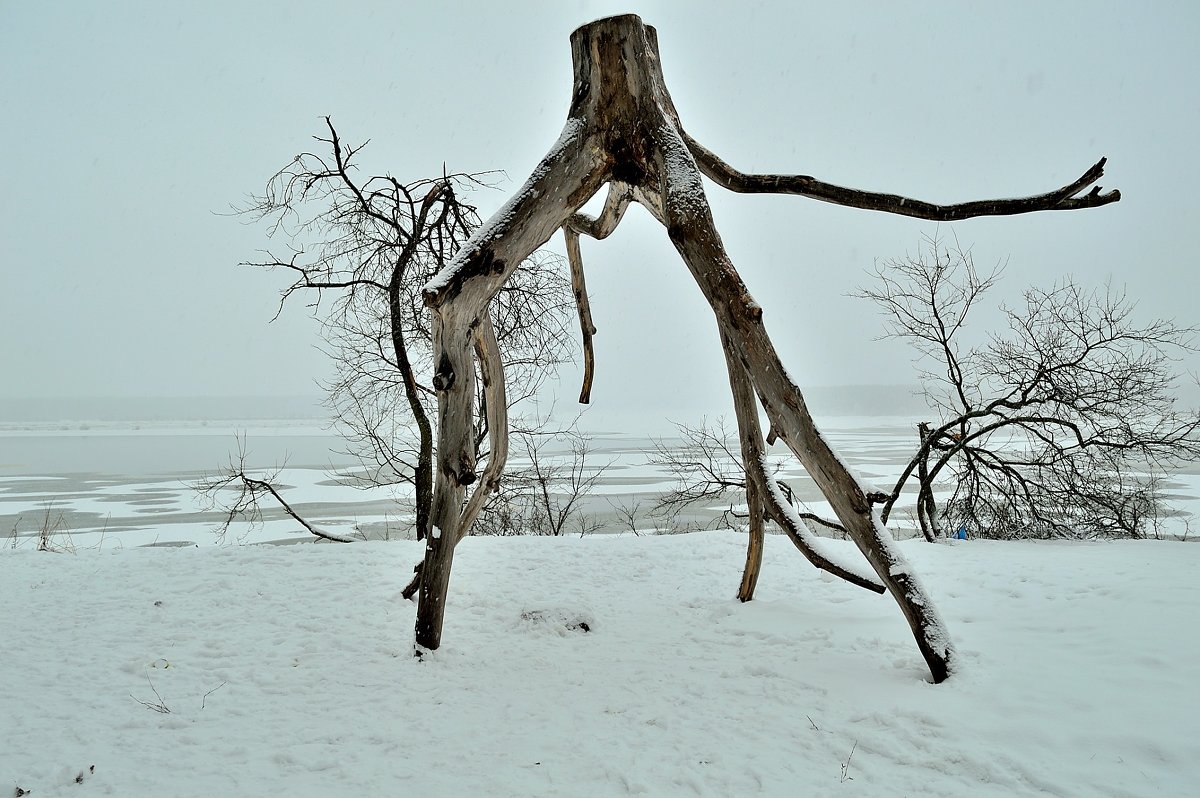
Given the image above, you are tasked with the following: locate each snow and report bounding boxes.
[661,125,708,218]
[422,117,587,298]
[757,451,883,588]
[4,533,1197,797]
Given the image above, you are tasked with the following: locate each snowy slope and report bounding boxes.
[3,533,1196,797]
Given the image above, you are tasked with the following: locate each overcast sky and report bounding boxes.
[3,1,1197,424]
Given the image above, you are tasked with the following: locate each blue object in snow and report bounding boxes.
[953,526,968,540]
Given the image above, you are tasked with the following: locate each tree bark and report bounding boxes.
[726,337,765,602]
[563,181,633,403]
[389,285,434,542]
[418,14,1120,680]
[737,476,765,602]
[915,423,939,542]
[722,331,886,596]
[415,314,508,650]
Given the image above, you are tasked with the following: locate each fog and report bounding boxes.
[4,1,1197,427]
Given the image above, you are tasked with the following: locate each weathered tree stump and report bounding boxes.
[416,14,1119,682]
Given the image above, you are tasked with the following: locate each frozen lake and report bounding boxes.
[3,395,1196,548]
[0,411,937,547]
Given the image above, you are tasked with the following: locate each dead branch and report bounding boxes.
[722,334,886,594]
[195,446,355,543]
[563,227,597,403]
[684,130,1120,219]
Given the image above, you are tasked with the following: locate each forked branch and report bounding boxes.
[455,315,509,540]
[722,336,886,595]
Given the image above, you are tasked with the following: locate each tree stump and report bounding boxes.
[416,14,1119,683]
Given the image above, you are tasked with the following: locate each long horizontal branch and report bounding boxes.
[683,131,1120,220]
[245,255,390,296]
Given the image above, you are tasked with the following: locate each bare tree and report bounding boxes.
[608,498,647,536]
[413,15,1121,682]
[231,117,575,543]
[473,423,608,537]
[647,418,759,525]
[860,236,1200,541]
[648,417,852,538]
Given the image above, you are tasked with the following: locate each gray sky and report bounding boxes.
[4,1,1198,423]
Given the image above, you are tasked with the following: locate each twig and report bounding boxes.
[131,672,171,714]
[95,514,111,550]
[202,680,228,709]
[840,740,857,783]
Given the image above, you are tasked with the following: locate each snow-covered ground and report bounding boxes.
[4,412,1197,794]
[3,532,1197,796]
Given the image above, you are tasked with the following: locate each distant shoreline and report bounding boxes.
[0,385,932,424]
